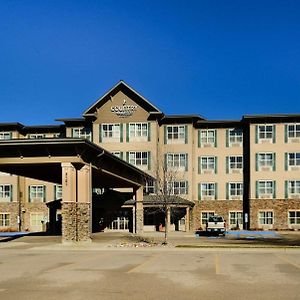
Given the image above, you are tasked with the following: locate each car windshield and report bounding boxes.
[208,216,223,222]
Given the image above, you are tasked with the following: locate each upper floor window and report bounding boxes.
[129,123,149,141]
[100,123,121,143]
[199,182,217,200]
[199,129,216,147]
[144,179,156,195]
[166,153,188,171]
[29,185,46,203]
[227,182,243,200]
[286,153,300,169]
[167,181,188,195]
[0,213,10,227]
[256,180,275,199]
[227,128,243,146]
[226,156,243,173]
[28,134,45,139]
[0,132,12,140]
[256,125,275,143]
[54,185,62,200]
[199,156,217,174]
[256,153,275,171]
[72,127,92,141]
[286,124,300,141]
[285,180,300,199]
[128,151,150,170]
[0,184,12,202]
[165,125,187,144]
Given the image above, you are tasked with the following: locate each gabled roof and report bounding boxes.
[83,80,162,117]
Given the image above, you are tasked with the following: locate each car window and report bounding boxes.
[208,216,223,222]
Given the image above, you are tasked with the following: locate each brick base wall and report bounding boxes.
[250,199,300,230]
[192,200,243,230]
[62,202,91,243]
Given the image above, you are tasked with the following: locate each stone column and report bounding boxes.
[135,186,144,234]
[185,207,190,232]
[166,206,171,232]
[132,206,136,233]
[61,163,92,243]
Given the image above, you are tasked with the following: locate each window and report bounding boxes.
[257,153,275,170]
[166,153,188,170]
[258,211,273,225]
[199,156,217,173]
[72,127,92,141]
[112,151,123,159]
[129,152,149,168]
[144,180,156,194]
[287,153,300,167]
[200,129,216,146]
[167,181,188,195]
[0,132,12,140]
[101,123,121,142]
[286,180,300,197]
[227,156,243,173]
[258,125,274,141]
[0,213,10,227]
[288,211,300,225]
[201,211,215,225]
[228,128,243,145]
[257,180,275,198]
[287,124,300,139]
[28,134,45,139]
[129,123,148,140]
[228,182,243,199]
[229,212,243,228]
[54,185,62,200]
[166,125,186,144]
[0,184,12,201]
[200,183,216,199]
[29,185,45,202]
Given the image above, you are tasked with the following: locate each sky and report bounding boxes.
[0,0,299,125]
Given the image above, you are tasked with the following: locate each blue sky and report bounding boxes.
[0,0,299,125]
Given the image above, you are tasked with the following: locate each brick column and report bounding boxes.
[135,187,144,234]
[61,163,92,243]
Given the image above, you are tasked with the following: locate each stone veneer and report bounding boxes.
[62,202,91,243]
[0,202,19,231]
[22,202,49,231]
[250,199,300,230]
[192,200,243,230]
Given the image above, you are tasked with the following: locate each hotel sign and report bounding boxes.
[110,99,138,118]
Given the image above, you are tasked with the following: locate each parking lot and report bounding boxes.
[0,232,300,299]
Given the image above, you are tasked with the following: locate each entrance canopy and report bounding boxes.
[0,138,153,188]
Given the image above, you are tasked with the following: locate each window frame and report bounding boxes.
[258,211,274,225]
[0,184,12,201]
[72,127,92,141]
[29,185,46,202]
[228,128,243,145]
[166,125,186,144]
[200,156,216,173]
[258,124,274,141]
[200,182,216,199]
[129,123,148,140]
[0,132,12,140]
[167,153,188,170]
[0,213,10,227]
[229,182,243,199]
[288,211,300,225]
[167,181,188,195]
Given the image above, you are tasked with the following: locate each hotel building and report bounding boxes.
[0,81,300,233]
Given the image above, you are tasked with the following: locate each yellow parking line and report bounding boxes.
[127,253,161,273]
[215,254,221,275]
[276,254,300,269]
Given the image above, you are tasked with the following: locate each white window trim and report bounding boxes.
[201,211,215,225]
[167,181,188,195]
[72,127,92,141]
[200,129,215,146]
[258,152,274,170]
[288,210,300,226]
[229,211,243,228]
[258,210,274,226]
[167,153,187,171]
[29,185,45,203]
[258,124,274,142]
[0,184,12,201]
[0,213,10,227]
[228,156,243,172]
[101,123,120,142]
[129,123,148,141]
[229,182,243,200]
[201,182,216,200]
[200,156,216,174]
[257,180,274,199]
[166,125,185,144]
[228,128,243,146]
[0,132,12,140]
